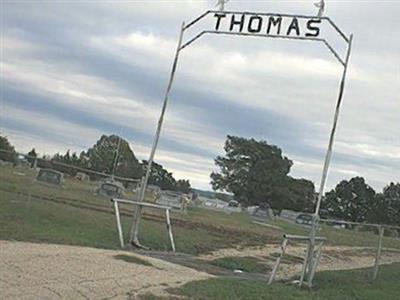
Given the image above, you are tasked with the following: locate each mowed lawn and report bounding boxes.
[1,164,400,254]
[139,262,400,300]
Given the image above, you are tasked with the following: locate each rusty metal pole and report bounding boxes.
[129,22,185,247]
[307,34,353,287]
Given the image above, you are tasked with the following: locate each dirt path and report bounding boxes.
[2,240,400,299]
[0,240,211,299]
[199,244,400,280]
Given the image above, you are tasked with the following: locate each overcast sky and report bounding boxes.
[1,0,399,192]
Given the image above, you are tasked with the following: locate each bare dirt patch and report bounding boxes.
[198,244,400,280]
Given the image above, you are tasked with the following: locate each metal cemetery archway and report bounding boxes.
[129,9,353,284]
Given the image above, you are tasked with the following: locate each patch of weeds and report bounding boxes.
[114,254,153,267]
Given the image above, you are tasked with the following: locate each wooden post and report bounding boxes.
[113,201,125,248]
[165,209,176,252]
[372,226,384,281]
[268,238,288,284]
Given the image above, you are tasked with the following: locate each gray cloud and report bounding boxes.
[1,0,399,191]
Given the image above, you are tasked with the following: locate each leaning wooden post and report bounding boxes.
[165,208,176,252]
[113,200,125,248]
[372,226,384,281]
[268,238,288,284]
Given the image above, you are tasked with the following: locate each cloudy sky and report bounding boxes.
[1,0,399,192]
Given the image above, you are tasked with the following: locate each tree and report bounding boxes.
[382,182,400,226]
[367,193,390,224]
[324,177,376,222]
[261,176,315,212]
[86,135,143,179]
[143,160,177,191]
[0,135,17,163]
[210,135,294,207]
[176,179,191,194]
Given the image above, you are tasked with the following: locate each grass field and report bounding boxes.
[1,164,400,254]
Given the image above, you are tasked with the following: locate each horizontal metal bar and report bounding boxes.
[184,10,349,43]
[283,234,327,241]
[111,198,171,210]
[180,30,346,66]
[319,218,400,230]
[209,30,326,42]
[180,29,325,50]
[209,9,328,20]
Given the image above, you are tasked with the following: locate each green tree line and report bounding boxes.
[211,135,400,226]
[0,134,191,194]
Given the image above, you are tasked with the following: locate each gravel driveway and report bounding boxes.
[0,240,211,299]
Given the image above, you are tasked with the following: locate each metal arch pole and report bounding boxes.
[306,34,353,286]
[129,22,186,246]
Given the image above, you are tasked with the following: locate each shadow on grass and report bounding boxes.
[113,254,153,267]
[209,256,271,273]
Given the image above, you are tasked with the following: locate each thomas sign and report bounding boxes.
[213,12,321,38]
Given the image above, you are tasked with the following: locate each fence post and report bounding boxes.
[165,208,176,252]
[268,238,288,284]
[372,226,384,281]
[113,200,125,248]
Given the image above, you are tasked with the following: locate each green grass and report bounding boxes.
[160,263,400,300]
[209,256,271,273]
[1,164,400,255]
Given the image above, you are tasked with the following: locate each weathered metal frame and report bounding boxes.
[319,218,400,281]
[268,234,327,285]
[180,10,350,66]
[129,10,353,283]
[112,198,175,252]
